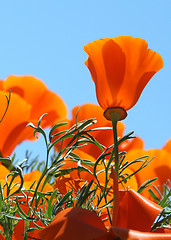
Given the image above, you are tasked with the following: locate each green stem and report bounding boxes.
[108,119,119,176]
[109,114,120,226]
[112,120,119,177]
[24,220,29,240]
[24,148,50,239]
[111,168,119,226]
[2,217,13,240]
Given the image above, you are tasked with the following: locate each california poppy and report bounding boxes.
[124,147,171,200]
[38,207,112,240]
[38,189,171,240]
[0,75,67,157]
[84,36,164,120]
[115,189,163,231]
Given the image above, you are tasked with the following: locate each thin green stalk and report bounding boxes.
[107,118,119,176]
[108,112,120,226]
[3,217,13,240]
[24,148,50,239]
[24,220,29,240]
[111,120,119,176]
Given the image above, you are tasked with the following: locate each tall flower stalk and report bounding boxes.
[84,35,164,229]
[104,107,127,226]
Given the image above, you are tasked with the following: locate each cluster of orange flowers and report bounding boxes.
[0,36,171,240]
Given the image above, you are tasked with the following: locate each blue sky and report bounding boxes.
[0,1,170,160]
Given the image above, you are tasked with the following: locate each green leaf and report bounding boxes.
[47,189,58,219]
[137,178,158,194]
[49,122,68,140]
[0,157,11,165]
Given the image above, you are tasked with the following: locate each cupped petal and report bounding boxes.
[84,39,114,109]
[84,38,126,110]
[116,189,163,232]
[84,36,164,111]
[1,75,68,126]
[30,88,67,127]
[102,39,126,109]
[125,149,171,199]
[1,75,47,100]
[113,36,164,110]
[0,91,32,157]
[84,38,110,87]
[38,207,112,240]
[110,227,171,240]
[1,120,36,157]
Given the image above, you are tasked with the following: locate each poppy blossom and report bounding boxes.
[38,189,171,240]
[38,207,112,240]
[109,189,171,239]
[124,147,171,200]
[0,75,67,157]
[84,36,164,120]
[115,189,163,231]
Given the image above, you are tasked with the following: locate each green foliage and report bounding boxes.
[0,113,171,239]
[0,163,22,239]
[150,182,171,231]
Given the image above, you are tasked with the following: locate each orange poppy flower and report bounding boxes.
[0,75,67,157]
[124,147,171,200]
[109,189,171,239]
[84,36,164,118]
[115,189,163,231]
[38,207,112,240]
[38,189,171,240]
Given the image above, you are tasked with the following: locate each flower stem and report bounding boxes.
[110,167,119,226]
[111,120,119,177]
[109,111,120,226]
